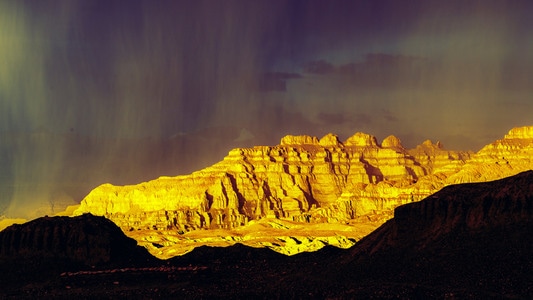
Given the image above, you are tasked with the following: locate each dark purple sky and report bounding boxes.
[1,0,532,218]
[2,0,532,147]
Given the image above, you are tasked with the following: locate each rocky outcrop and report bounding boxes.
[72,126,533,257]
[505,126,533,139]
[446,126,533,184]
[125,219,376,259]
[74,131,471,232]
[0,218,26,231]
[0,214,154,266]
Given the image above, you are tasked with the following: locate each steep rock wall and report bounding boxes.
[74,131,475,232]
[73,126,533,235]
[446,126,533,184]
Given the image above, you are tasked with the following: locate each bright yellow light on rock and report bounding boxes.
[71,126,533,258]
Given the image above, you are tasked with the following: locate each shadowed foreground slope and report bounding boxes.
[329,169,533,298]
[1,171,532,298]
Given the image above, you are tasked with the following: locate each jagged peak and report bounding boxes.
[280,135,319,146]
[504,125,533,139]
[381,135,404,149]
[344,132,378,147]
[319,133,342,147]
[420,139,444,149]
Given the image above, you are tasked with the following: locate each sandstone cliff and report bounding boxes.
[72,126,533,256]
[74,132,471,229]
[446,126,533,184]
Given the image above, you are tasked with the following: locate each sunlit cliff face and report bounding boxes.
[1,1,533,219]
[72,126,533,258]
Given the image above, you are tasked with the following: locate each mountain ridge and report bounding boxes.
[70,125,532,257]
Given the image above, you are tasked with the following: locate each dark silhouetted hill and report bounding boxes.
[330,170,533,298]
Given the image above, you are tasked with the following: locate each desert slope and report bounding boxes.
[328,170,533,298]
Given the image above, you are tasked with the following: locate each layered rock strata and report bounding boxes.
[446,126,533,184]
[73,126,533,256]
[74,131,472,230]
[125,218,381,258]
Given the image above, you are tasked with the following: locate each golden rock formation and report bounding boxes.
[72,126,533,258]
[446,126,533,184]
[126,218,378,257]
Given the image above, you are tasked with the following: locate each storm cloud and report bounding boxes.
[1,0,533,218]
